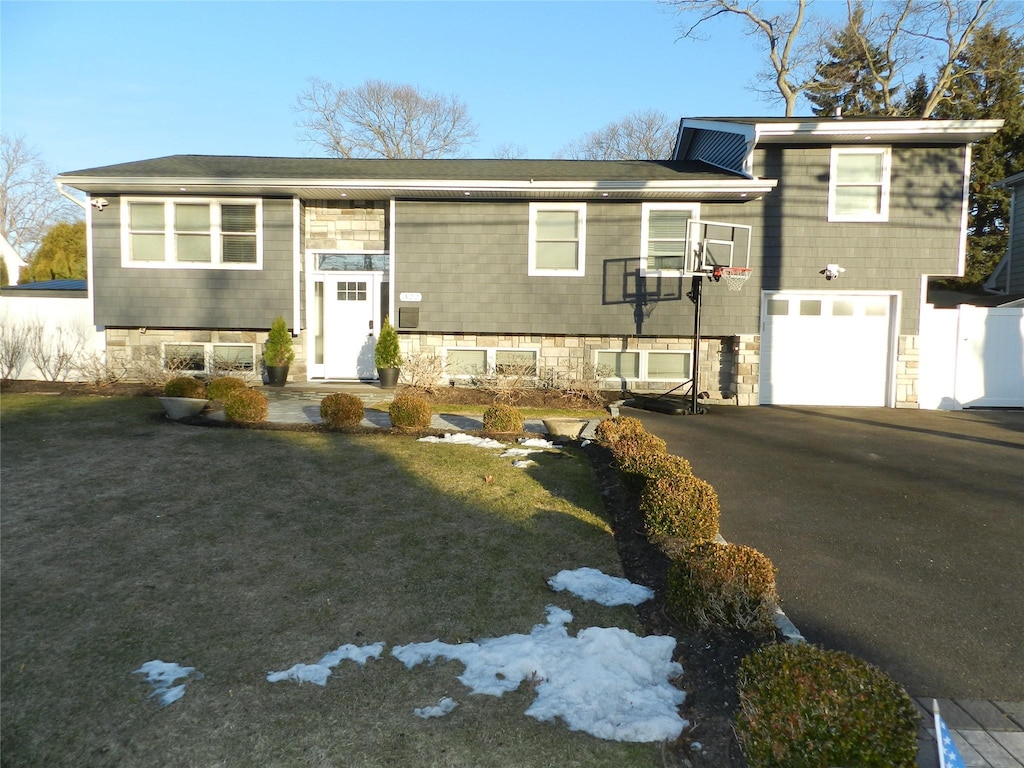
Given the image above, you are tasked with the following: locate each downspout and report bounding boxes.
[56,181,88,212]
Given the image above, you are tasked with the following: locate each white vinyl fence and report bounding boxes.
[0,294,105,382]
[919,303,1024,409]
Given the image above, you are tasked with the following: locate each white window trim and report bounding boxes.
[827,146,891,223]
[121,197,263,269]
[639,202,701,277]
[595,349,694,383]
[444,347,540,379]
[528,202,586,277]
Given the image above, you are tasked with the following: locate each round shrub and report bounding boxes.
[735,643,919,768]
[163,376,207,399]
[666,541,777,633]
[610,431,669,490]
[640,474,720,543]
[206,376,247,402]
[594,415,646,445]
[320,392,365,428]
[223,388,268,423]
[388,393,432,429]
[482,402,524,433]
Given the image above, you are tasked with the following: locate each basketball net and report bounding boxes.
[714,267,752,292]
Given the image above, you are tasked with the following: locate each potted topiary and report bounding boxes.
[263,315,295,388]
[159,376,209,420]
[374,316,402,389]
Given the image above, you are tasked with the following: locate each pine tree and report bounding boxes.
[21,220,86,282]
[806,4,890,117]
[935,23,1024,285]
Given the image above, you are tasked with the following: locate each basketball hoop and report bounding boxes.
[714,266,752,291]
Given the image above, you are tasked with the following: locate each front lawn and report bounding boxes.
[0,395,667,767]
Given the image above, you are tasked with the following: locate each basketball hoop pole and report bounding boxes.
[685,274,707,415]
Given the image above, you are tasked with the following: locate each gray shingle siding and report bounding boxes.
[92,198,294,329]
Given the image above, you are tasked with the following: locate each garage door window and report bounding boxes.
[800,300,822,316]
[767,298,789,316]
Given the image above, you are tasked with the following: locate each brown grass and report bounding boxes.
[0,395,665,767]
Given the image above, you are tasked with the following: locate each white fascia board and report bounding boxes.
[995,170,1024,189]
[751,118,1003,142]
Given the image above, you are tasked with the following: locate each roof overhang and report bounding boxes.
[57,176,778,202]
[679,117,1004,146]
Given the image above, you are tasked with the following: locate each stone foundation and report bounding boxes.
[305,202,386,251]
[895,334,919,408]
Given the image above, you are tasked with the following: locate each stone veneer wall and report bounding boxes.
[399,332,755,404]
[895,334,919,408]
[305,202,386,251]
[106,328,308,383]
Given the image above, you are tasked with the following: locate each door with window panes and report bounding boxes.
[322,273,381,379]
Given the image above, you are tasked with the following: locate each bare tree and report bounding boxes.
[664,0,1013,116]
[492,142,529,159]
[1,134,78,259]
[295,78,478,158]
[0,314,32,381]
[557,110,677,160]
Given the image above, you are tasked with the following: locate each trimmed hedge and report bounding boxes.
[389,393,432,429]
[482,403,524,433]
[320,392,365,428]
[640,474,720,543]
[206,376,247,402]
[223,388,268,423]
[609,431,669,489]
[666,541,777,633]
[735,643,919,768]
[594,415,647,445]
[163,377,207,399]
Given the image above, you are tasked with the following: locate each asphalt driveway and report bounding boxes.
[627,404,1024,700]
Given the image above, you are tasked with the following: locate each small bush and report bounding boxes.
[163,376,207,399]
[594,416,646,445]
[223,388,268,423]
[207,376,247,402]
[640,474,720,543]
[735,643,919,768]
[389,393,431,429]
[320,392,365,428]
[482,402,524,432]
[609,431,668,490]
[666,541,777,633]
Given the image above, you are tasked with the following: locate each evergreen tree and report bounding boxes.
[806,4,890,116]
[936,23,1024,285]
[20,220,86,282]
[900,74,931,117]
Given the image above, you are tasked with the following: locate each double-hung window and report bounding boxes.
[828,147,891,222]
[528,202,586,276]
[123,198,262,268]
[640,203,699,275]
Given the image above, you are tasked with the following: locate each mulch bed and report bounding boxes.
[3,379,763,765]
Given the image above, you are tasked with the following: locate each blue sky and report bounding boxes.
[1,1,834,174]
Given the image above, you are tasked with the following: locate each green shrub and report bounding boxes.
[388,393,431,429]
[482,402,524,432]
[666,541,777,633]
[206,376,247,402]
[642,452,693,482]
[609,431,669,490]
[320,392,365,428]
[263,315,295,367]
[735,643,919,768]
[594,415,646,445]
[223,388,268,423]
[163,376,207,399]
[640,474,720,543]
[374,315,402,369]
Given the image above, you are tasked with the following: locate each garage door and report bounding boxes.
[760,292,896,406]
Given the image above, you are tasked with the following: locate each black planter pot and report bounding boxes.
[266,365,289,387]
[377,367,400,389]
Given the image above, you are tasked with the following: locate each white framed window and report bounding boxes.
[828,147,891,222]
[444,347,540,379]
[164,343,257,374]
[528,202,586,277]
[640,203,700,275]
[596,349,693,382]
[123,198,262,268]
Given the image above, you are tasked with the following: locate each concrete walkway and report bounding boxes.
[252,384,1023,768]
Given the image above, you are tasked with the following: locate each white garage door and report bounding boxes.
[760,292,897,406]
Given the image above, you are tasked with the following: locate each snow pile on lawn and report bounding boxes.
[414,696,459,719]
[392,604,686,742]
[133,660,203,706]
[418,434,506,449]
[267,642,385,686]
[548,567,655,606]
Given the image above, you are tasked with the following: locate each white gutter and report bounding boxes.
[56,180,88,211]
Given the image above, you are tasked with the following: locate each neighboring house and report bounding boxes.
[1,233,28,286]
[56,116,1001,407]
[984,170,1024,297]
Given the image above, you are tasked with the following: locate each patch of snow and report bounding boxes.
[414,696,459,719]
[547,567,654,606]
[518,438,559,449]
[511,459,536,469]
[133,660,203,707]
[267,642,385,686]
[391,605,686,742]
[499,447,541,458]
[418,433,506,449]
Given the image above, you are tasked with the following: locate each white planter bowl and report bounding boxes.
[158,397,209,420]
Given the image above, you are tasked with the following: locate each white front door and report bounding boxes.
[323,273,380,379]
[760,291,897,406]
